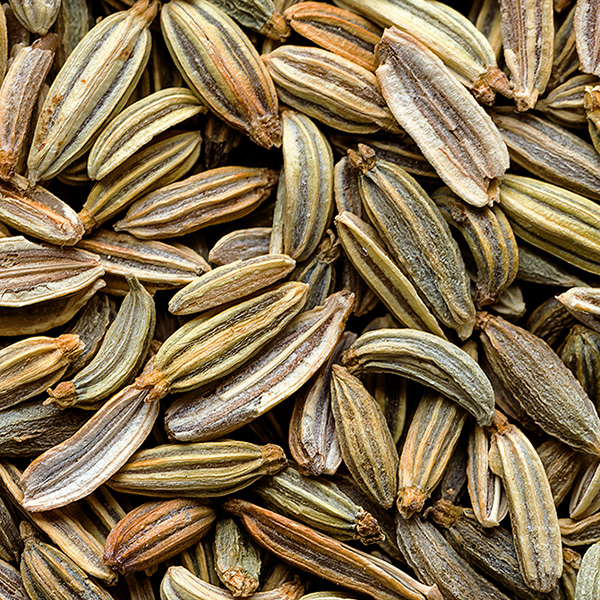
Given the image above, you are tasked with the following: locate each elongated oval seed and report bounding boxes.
[431,186,518,307]
[499,0,553,111]
[0,174,84,246]
[77,230,210,289]
[288,331,355,477]
[575,0,600,77]
[27,0,157,183]
[280,110,334,262]
[335,211,446,338]
[80,130,203,231]
[164,290,353,441]
[20,384,160,511]
[169,254,296,315]
[488,415,563,593]
[490,109,600,201]
[213,516,262,596]
[376,27,509,208]
[350,146,474,338]
[334,0,508,100]
[478,312,600,455]
[8,0,60,35]
[0,236,103,307]
[114,166,278,240]
[108,441,286,497]
[20,531,115,600]
[0,558,27,600]
[137,281,308,399]
[398,391,467,518]
[575,542,600,600]
[341,328,495,426]
[395,511,513,600]
[498,174,600,275]
[262,45,400,135]
[88,88,205,180]
[161,0,281,148]
[467,424,509,528]
[254,465,383,545]
[224,498,443,600]
[46,276,156,410]
[208,227,272,265]
[330,365,399,509]
[104,499,216,575]
[284,2,381,71]
[0,334,84,412]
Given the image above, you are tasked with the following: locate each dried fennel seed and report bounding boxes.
[0,0,598,598]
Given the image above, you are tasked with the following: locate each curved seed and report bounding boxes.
[526,296,578,347]
[208,0,289,40]
[161,0,281,149]
[569,457,600,520]
[53,0,93,70]
[137,282,308,399]
[0,497,19,563]
[575,0,600,77]
[0,334,83,412]
[225,499,442,600]
[395,511,512,600]
[376,27,509,208]
[208,227,272,266]
[20,384,160,511]
[341,328,495,426]
[335,211,446,337]
[350,146,474,338]
[432,186,518,307]
[330,365,398,509]
[488,415,562,593]
[280,110,334,262]
[114,166,278,240]
[499,0,553,111]
[498,174,600,275]
[478,312,600,455]
[398,391,467,518]
[284,2,381,71]
[262,45,400,135]
[0,236,103,307]
[491,109,600,201]
[27,0,157,183]
[104,499,216,575]
[20,531,115,600]
[254,465,383,545]
[108,441,286,497]
[81,131,203,232]
[561,513,600,547]
[0,279,105,337]
[0,174,83,246]
[557,287,600,332]
[169,254,295,315]
[164,290,353,442]
[334,0,508,101]
[88,88,205,180]
[47,277,155,410]
[77,230,210,290]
